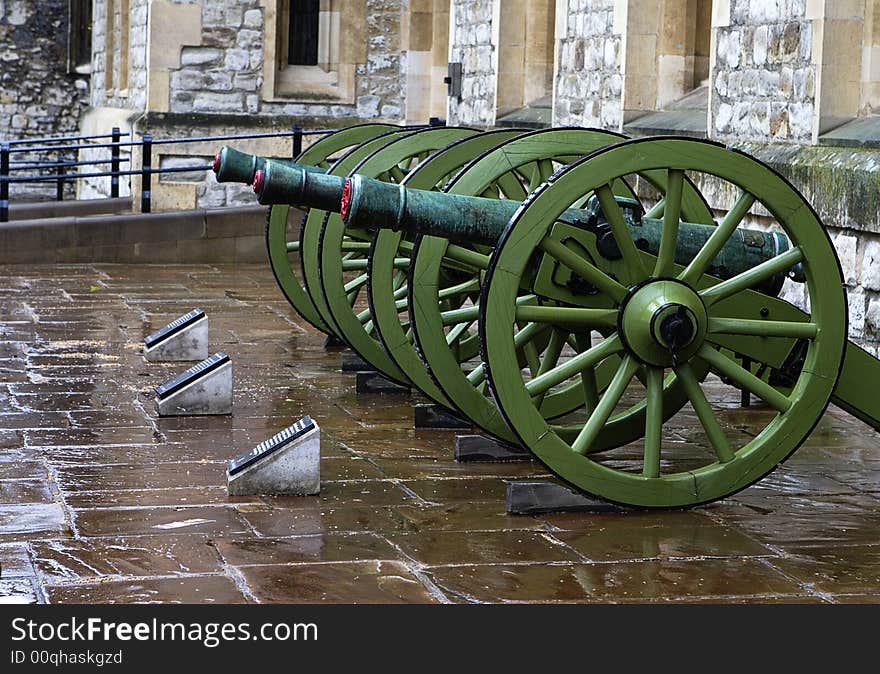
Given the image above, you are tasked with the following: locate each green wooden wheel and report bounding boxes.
[367,129,528,409]
[408,128,716,444]
[317,126,482,384]
[480,137,847,508]
[266,123,395,333]
[299,128,419,344]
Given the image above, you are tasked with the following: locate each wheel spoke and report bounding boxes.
[438,277,481,299]
[446,319,474,346]
[341,240,372,252]
[531,328,567,407]
[388,165,406,183]
[707,317,817,340]
[571,356,639,455]
[341,259,370,271]
[391,270,406,292]
[653,169,684,277]
[527,161,543,192]
[696,344,792,413]
[286,240,300,253]
[466,362,486,386]
[700,247,804,306]
[539,237,627,303]
[675,361,735,463]
[643,366,664,478]
[644,198,665,219]
[520,331,542,377]
[514,305,617,328]
[344,273,369,294]
[513,321,549,350]
[525,334,623,397]
[574,334,599,414]
[679,191,755,285]
[392,283,409,301]
[443,244,491,270]
[440,304,479,326]
[596,184,647,282]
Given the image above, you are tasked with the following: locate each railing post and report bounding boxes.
[141,133,152,213]
[292,125,303,159]
[111,127,120,198]
[0,142,9,223]
[55,164,65,201]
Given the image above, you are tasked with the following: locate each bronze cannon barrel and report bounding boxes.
[226,149,804,292]
[212,145,327,184]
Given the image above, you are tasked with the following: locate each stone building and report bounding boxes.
[1,0,879,347]
[79,0,451,207]
[0,0,92,198]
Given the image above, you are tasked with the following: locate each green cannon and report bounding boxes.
[248,155,803,298]
[217,129,880,509]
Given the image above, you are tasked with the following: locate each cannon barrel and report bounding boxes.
[341,173,804,289]
[242,151,803,291]
[212,146,327,184]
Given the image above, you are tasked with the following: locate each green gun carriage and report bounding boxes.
[215,128,880,509]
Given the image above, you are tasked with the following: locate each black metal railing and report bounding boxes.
[0,125,323,222]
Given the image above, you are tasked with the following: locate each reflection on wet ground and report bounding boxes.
[1,263,879,604]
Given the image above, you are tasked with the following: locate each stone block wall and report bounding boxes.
[0,0,90,200]
[711,0,815,143]
[553,0,622,130]
[447,0,497,126]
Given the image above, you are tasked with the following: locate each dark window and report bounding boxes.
[288,0,320,66]
[68,0,93,73]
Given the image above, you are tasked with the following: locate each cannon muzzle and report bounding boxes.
[212,146,326,184]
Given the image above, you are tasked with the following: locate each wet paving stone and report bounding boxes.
[428,558,807,603]
[0,542,36,577]
[389,530,582,566]
[766,545,880,595]
[2,263,880,603]
[55,462,227,491]
[215,533,399,566]
[238,505,411,537]
[0,579,40,604]
[46,575,247,604]
[31,535,224,584]
[62,487,261,509]
[0,480,56,505]
[71,505,253,538]
[553,523,774,562]
[400,477,512,504]
[0,503,69,540]
[239,561,440,603]
[394,504,549,533]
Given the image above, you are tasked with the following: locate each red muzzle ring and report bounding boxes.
[340,179,352,221]
[253,169,265,194]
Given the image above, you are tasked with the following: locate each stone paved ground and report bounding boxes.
[1,263,879,604]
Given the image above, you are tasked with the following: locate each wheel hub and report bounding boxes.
[620,279,707,367]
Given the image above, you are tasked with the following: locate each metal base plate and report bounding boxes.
[454,434,530,462]
[506,480,626,515]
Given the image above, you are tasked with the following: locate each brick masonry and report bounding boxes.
[553,0,622,131]
[711,0,815,143]
[447,0,496,127]
[0,0,91,200]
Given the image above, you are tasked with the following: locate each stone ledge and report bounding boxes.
[0,205,266,264]
[729,142,880,236]
[6,198,133,222]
